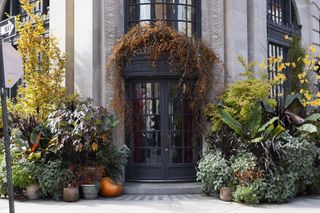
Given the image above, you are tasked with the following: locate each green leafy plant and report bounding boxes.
[233,185,259,204]
[47,99,118,164]
[36,160,68,200]
[206,56,276,133]
[196,150,233,195]
[97,144,130,181]
[12,158,36,189]
[217,102,285,143]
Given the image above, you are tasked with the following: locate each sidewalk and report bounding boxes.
[1,194,320,213]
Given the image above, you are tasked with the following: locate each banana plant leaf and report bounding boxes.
[248,102,262,138]
[218,109,244,137]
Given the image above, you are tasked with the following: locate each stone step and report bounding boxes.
[124,182,202,195]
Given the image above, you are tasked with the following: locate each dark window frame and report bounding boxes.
[124,0,201,37]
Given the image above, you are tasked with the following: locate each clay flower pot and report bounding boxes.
[81,184,100,199]
[63,187,79,202]
[26,184,40,200]
[220,186,234,202]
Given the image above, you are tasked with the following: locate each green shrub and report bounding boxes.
[12,158,36,189]
[206,58,276,133]
[233,185,259,204]
[196,151,232,195]
[36,160,68,200]
[277,134,319,189]
[231,152,257,174]
[263,172,297,203]
[0,153,7,197]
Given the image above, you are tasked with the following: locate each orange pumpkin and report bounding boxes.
[100,177,123,197]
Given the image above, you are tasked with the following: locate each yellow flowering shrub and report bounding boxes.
[261,36,320,108]
[12,0,71,121]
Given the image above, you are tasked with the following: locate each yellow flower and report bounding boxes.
[274,73,286,82]
[304,92,312,101]
[300,89,304,94]
[292,62,296,68]
[277,63,286,72]
[91,143,99,151]
[310,46,316,54]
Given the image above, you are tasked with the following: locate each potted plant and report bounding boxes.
[219,181,235,202]
[36,160,68,200]
[12,159,40,200]
[75,165,105,199]
[63,169,79,202]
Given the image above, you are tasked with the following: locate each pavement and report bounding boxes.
[0,194,320,213]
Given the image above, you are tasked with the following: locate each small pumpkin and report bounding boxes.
[100,177,123,197]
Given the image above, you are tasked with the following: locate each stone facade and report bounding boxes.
[0,0,319,149]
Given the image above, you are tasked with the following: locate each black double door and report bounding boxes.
[125,79,200,181]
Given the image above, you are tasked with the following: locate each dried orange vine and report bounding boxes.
[108,22,219,137]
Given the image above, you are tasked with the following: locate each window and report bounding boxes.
[267,0,301,103]
[126,0,201,37]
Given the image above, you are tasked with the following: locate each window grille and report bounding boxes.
[126,0,201,37]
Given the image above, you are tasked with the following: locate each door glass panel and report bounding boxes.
[132,148,146,163]
[133,115,145,130]
[146,115,161,131]
[133,132,161,147]
[131,82,161,165]
[146,99,160,114]
[170,148,182,163]
[170,132,182,147]
[169,115,182,130]
[145,148,161,164]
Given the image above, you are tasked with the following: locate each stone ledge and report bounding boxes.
[124,182,202,195]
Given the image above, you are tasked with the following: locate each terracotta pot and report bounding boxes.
[81,184,99,199]
[26,184,40,200]
[220,187,234,202]
[63,187,79,202]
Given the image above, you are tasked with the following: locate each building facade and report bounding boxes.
[0,0,320,181]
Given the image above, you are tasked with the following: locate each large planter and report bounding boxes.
[81,184,99,199]
[26,184,40,200]
[63,187,79,202]
[220,187,234,202]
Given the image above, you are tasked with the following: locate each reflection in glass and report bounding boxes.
[146,115,161,131]
[140,1,151,20]
[146,99,160,114]
[146,149,161,164]
[170,148,182,163]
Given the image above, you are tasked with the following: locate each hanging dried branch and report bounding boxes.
[108,22,219,139]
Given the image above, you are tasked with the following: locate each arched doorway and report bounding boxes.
[124,55,200,181]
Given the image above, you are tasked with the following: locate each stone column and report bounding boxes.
[103,0,125,147]
[202,0,225,98]
[224,0,249,83]
[247,0,268,71]
[74,0,102,105]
